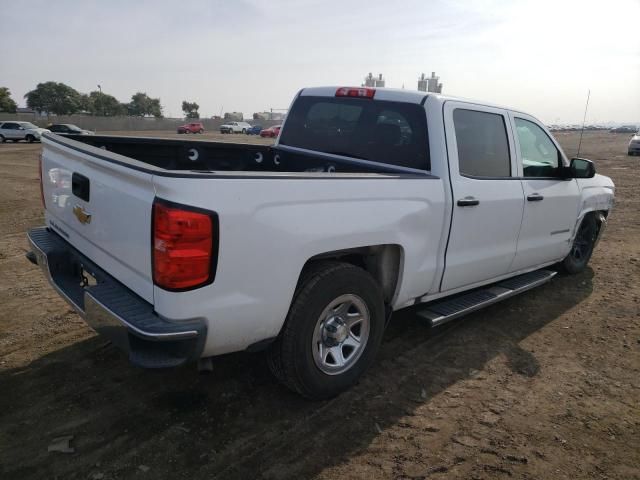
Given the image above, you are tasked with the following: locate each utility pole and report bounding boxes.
[97,84,104,116]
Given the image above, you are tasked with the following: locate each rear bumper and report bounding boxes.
[27,227,206,368]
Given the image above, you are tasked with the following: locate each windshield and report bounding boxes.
[279,96,429,170]
[66,124,82,131]
[20,122,39,129]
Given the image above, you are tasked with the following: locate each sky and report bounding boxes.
[1,0,639,124]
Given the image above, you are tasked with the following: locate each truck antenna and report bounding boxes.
[576,89,590,158]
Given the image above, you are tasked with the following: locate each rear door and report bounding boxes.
[440,102,524,291]
[41,135,156,302]
[509,113,580,270]
[1,122,21,139]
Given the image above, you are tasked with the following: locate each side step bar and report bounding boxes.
[417,269,556,327]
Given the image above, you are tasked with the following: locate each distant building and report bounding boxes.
[253,111,286,121]
[223,112,244,121]
[363,73,385,88]
[417,72,443,93]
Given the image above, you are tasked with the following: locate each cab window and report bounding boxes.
[514,118,561,178]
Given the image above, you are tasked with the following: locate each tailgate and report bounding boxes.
[41,135,156,303]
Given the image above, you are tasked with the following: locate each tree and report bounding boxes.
[86,91,125,116]
[128,92,162,118]
[0,87,17,113]
[24,81,83,115]
[182,101,199,119]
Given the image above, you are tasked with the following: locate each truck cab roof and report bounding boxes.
[299,86,512,112]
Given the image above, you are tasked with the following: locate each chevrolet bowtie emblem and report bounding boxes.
[73,205,92,225]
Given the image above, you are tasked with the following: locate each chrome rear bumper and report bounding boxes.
[27,227,206,367]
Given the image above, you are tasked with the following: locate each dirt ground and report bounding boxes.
[0,131,638,480]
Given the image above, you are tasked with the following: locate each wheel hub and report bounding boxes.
[312,294,371,376]
[322,316,348,346]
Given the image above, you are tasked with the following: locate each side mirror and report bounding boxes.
[570,157,596,178]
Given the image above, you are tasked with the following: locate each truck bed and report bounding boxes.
[59,134,429,176]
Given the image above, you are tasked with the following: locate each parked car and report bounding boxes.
[220,121,251,134]
[260,125,282,138]
[48,124,94,136]
[246,125,263,135]
[178,122,204,134]
[28,86,614,400]
[0,121,50,143]
[628,132,640,156]
[610,126,637,133]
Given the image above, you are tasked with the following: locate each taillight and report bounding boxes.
[38,152,45,208]
[152,199,217,291]
[335,87,376,99]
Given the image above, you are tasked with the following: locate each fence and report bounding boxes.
[0,113,281,132]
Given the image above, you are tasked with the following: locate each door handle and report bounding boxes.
[457,197,480,207]
[527,193,544,202]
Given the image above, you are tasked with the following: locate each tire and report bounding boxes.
[242,128,246,134]
[198,129,204,134]
[267,261,385,400]
[561,213,598,274]
[0,135,5,143]
[26,135,35,143]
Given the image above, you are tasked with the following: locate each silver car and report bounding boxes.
[628,133,640,156]
[0,121,50,143]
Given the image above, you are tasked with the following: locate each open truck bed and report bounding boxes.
[58,134,430,176]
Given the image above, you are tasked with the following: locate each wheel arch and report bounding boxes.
[298,244,404,306]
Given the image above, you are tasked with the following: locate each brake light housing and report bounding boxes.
[152,199,218,291]
[335,87,376,99]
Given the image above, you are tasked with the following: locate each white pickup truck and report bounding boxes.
[28,86,614,399]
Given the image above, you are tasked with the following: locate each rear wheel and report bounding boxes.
[242,128,246,134]
[267,262,385,400]
[561,214,598,274]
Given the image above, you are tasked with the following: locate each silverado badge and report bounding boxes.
[73,205,92,225]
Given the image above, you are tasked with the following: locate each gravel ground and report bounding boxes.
[0,131,638,480]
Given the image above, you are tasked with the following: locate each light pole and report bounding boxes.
[97,84,103,116]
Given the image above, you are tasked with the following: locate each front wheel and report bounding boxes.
[26,135,35,143]
[561,214,598,274]
[268,262,385,400]
[0,135,5,143]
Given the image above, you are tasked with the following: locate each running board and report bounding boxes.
[417,270,557,327]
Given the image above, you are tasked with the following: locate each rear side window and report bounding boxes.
[453,109,511,177]
[279,96,429,170]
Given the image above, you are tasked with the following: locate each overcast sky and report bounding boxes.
[2,0,638,123]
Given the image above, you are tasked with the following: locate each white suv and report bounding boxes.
[220,121,252,134]
[0,121,50,143]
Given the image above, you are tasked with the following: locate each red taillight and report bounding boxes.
[335,87,376,99]
[38,153,45,208]
[152,200,217,290]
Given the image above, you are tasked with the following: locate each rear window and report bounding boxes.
[279,96,429,170]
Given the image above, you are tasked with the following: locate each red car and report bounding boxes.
[259,125,282,138]
[177,122,204,134]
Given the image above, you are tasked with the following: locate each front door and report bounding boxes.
[509,113,581,271]
[441,102,524,292]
